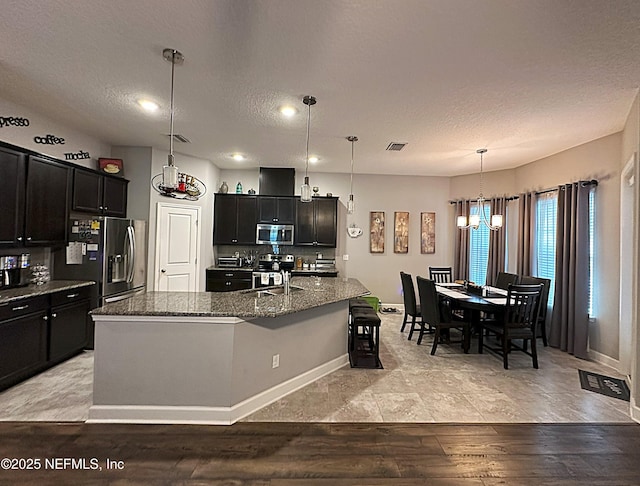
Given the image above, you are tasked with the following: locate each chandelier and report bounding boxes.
[456,149,503,231]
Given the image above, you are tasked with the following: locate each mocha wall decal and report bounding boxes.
[0,116,30,127]
[34,134,65,145]
[64,150,90,160]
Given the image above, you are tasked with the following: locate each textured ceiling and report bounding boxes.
[1,0,639,176]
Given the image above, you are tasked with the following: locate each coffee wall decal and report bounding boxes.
[64,150,90,161]
[0,116,30,128]
[34,134,65,145]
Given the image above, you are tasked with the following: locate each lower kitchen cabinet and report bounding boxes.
[0,296,48,391]
[0,286,92,391]
[49,299,90,363]
[206,269,252,292]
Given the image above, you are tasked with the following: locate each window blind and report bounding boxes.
[588,188,595,318]
[468,202,491,285]
[535,192,557,306]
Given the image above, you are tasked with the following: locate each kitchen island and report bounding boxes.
[89,277,369,424]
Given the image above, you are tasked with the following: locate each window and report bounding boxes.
[468,202,491,285]
[588,188,595,318]
[535,192,557,305]
[534,188,596,316]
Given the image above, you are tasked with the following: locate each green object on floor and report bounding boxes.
[361,296,380,311]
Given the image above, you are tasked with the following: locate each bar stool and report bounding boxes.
[348,299,382,368]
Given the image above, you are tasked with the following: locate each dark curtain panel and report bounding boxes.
[516,192,536,276]
[549,183,590,359]
[486,196,507,286]
[453,200,470,281]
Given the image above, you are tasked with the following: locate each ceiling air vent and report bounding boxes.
[165,134,191,143]
[386,142,407,151]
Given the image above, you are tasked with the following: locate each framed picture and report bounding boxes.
[370,211,385,253]
[420,212,436,254]
[98,158,123,176]
[394,211,409,253]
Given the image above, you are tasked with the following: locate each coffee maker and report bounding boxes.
[0,253,30,289]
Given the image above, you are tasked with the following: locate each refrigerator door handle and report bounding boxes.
[126,225,136,283]
[104,288,145,303]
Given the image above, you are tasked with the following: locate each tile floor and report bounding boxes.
[0,309,632,423]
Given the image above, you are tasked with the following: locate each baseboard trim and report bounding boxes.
[87,354,349,425]
[631,397,640,425]
[587,348,619,371]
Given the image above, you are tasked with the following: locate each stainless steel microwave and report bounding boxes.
[256,224,294,245]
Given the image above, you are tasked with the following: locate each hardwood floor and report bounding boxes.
[1,422,640,484]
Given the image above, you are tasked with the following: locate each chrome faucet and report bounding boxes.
[282,270,290,295]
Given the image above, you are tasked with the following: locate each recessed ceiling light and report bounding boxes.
[280,106,297,117]
[137,99,159,112]
[308,156,319,163]
[232,153,245,161]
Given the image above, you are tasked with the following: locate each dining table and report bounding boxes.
[435,282,509,353]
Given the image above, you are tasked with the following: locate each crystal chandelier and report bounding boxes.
[456,149,503,231]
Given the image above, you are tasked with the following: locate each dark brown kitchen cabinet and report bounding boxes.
[0,146,26,247]
[0,296,48,391]
[72,169,128,217]
[213,194,258,245]
[294,197,338,247]
[258,196,295,224]
[48,290,90,363]
[206,268,252,292]
[24,156,71,247]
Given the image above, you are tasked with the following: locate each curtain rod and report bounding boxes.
[448,195,519,205]
[535,179,598,195]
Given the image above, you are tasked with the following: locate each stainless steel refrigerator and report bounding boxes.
[53,217,147,347]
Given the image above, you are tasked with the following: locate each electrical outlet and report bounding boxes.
[343,254,349,261]
[272,354,280,368]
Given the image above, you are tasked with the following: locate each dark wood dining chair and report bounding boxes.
[416,276,471,354]
[428,266,453,283]
[400,272,423,339]
[519,276,551,346]
[480,283,543,369]
[494,272,519,290]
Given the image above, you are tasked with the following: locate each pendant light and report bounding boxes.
[456,149,503,231]
[346,135,358,213]
[161,48,184,191]
[300,95,316,203]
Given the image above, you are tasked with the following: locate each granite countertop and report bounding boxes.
[92,277,368,318]
[0,280,96,304]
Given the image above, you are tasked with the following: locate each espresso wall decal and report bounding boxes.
[0,116,30,128]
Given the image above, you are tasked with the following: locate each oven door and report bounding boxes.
[256,224,294,245]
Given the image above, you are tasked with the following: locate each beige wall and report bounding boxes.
[147,149,219,291]
[0,97,110,169]
[621,91,640,418]
[513,133,622,359]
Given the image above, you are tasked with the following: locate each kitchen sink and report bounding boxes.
[254,285,304,297]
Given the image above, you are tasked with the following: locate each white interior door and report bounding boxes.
[156,203,200,292]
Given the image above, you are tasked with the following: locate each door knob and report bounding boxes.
[161,269,166,273]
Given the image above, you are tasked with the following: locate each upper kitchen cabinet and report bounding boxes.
[0,146,26,247]
[258,196,295,224]
[72,169,128,217]
[24,156,71,247]
[213,194,258,245]
[294,197,338,247]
